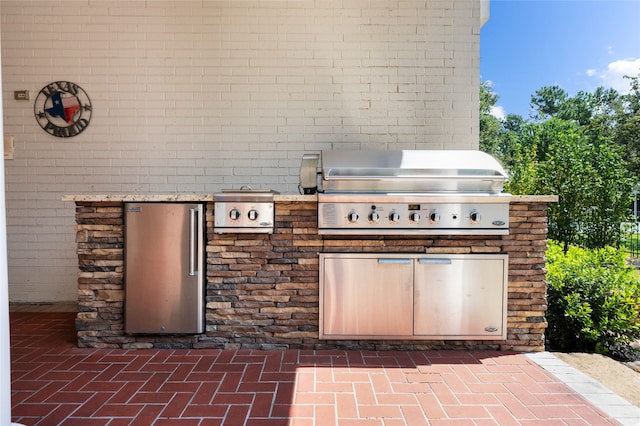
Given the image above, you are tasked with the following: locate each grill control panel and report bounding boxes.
[215,201,274,233]
[318,202,509,235]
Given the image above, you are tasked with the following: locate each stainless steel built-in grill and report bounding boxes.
[300,150,511,235]
[303,150,512,340]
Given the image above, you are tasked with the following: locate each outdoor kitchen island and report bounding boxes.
[64,193,557,352]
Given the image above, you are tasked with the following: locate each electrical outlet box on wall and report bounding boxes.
[4,135,14,160]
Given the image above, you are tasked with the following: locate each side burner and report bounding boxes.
[214,188,278,233]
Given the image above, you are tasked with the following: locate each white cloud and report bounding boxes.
[587,58,640,94]
[490,105,506,120]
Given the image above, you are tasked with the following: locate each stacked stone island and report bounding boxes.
[65,194,555,351]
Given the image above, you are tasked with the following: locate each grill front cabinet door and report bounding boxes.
[320,255,414,339]
[319,253,508,340]
[414,255,508,338]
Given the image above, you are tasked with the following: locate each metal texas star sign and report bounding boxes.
[34,81,93,138]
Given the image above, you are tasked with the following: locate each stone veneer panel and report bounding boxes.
[73,200,549,351]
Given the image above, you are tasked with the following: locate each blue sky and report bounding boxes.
[480,0,640,119]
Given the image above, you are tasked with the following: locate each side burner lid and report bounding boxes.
[214,186,278,202]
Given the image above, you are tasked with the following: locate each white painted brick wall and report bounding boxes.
[1,0,481,302]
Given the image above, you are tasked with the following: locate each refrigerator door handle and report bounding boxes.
[189,207,198,276]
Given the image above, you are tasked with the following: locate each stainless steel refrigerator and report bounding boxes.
[124,203,205,334]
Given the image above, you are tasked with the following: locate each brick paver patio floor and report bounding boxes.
[10,312,621,425]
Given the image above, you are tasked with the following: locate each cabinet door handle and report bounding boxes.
[418,258,452,265]
[189,207,198,276]
[377,258,412,264]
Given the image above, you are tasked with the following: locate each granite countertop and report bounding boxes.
[61,193,317,202]
[61,194,215,202]
[62,194,558,203]
[511,195,558,202]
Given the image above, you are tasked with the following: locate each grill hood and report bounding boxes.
[319,150,508,194]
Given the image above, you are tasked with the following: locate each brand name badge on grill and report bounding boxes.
[492,220,506,226]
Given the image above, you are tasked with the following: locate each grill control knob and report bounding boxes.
[469,210,481,224]
[229,209,241,220]
[347,211,359,223]
[389,211,400,223]
[429,212,440,223]
[410,212,420,222]
[369,211,380,223]
[248,209,259,221]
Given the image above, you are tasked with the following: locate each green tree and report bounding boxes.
[535,119,633,250]
[530,85,569,120]
[479,81,504,156]
[483,81,635,250]
[614,75,640,177]
[479,82,526,165]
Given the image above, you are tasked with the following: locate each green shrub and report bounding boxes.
[546,240,640,358]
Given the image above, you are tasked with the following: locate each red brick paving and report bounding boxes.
[10,312,621,425]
